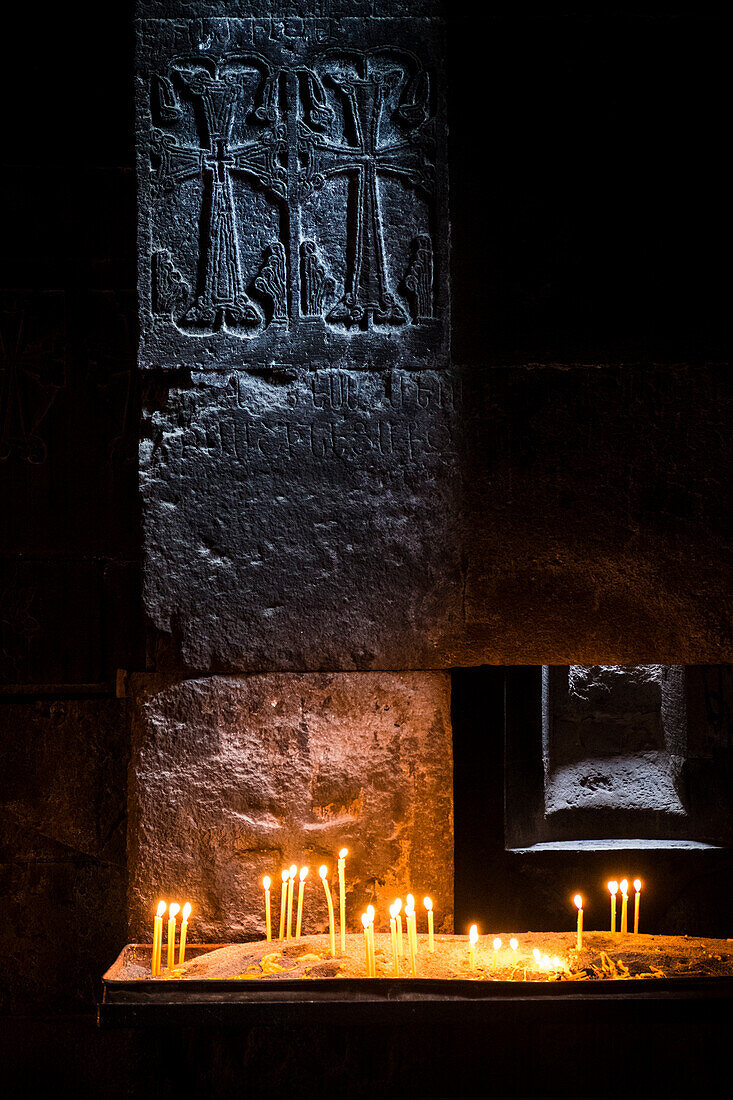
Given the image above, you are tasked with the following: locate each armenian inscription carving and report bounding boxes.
[137,19,448,369]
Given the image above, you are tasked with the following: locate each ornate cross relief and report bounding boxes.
[138,21,448,369]
[298,50,435,329]
[151,54,285,333]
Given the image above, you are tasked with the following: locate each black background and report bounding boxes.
[1,6,730,1097]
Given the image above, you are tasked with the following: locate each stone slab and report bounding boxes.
[127,671,453,941]
[141,368,464,670]
[136,16,449,369]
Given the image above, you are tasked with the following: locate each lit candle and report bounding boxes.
[178,902,191,964]
[406,901,417,976]
[319,865,336,956]
[279,869,288,939]
[493,937,502,970]
[533,947,541,969]
[286,864,297,939]
[296,866,308,939]
[389,903,399,976]
[608,881,618,934]
[510,937,519,964]
[633,878,642,934]
[152,900,166,976]
[468,924,478,971]
[620,879,629,934]
[395,898,404,956]
[338,848,348,954]
[424,897,434,952]
[166,902,179,971]
[362,913,371,977]
[574,894,583,951]
[366,904,376,976]
[406,894,418,959]
[263,876,272,941]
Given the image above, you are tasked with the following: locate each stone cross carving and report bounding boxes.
[298,51,435,327]
[152,55,286,332]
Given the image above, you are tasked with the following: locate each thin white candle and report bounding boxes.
[279,869,288,939]
[633,878,642,934]
[620,879,629,934]
[406,903,417,976]
[574,894,583,951]
[263,876,272,941]
[395,898,404,956]
[424,897,434,951]
[319,865,336,956]
[389,903,399,976]
[286,864,297,939]
[152,900,166,976]
[295,866,308,939]
[366,904,376,977]
[338,848,348,954]
[493,937,502,970]
[608,881,618,934]
[166,902,179,971]
[178,902,192,964]
[468,924,478,971]
[362,913,371,977]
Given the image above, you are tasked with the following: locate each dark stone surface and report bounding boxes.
[127,671,453,941]
[141,368,463,669]
[0,698,128,1013]
[142,365,731,670]
[3,1003,730,1099]
[137,16,449,369]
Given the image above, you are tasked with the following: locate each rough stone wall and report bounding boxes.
[127,672,454,940]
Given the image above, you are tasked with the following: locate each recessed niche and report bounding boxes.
[504,665,733,850]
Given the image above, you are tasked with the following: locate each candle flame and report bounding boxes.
[156,900,167,918]
[469,924,478,947]
[282,869,289,883]
[319,865,328,879]
[424,897,432,911]
[608,880,618,895]
[533,948,541,963]
[620,879,628,896]
[339,848,348,859]
[263,876,271,891]
[362,913,369,929]
[634,878,642,892]
[289,864,297,878]
[181,902,192,922]
[493,937,502,951]
[574,894,583,910]
[405,903,415,918]
[395,898,402,913]
[406,893,414,908]
[169,902,180,919]
[299,866,309,881]
[366,904,375,922]
[389,902,398,919]
[510,937,519,951]
[541,954,551,969]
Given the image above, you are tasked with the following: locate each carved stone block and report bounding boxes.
[136,17,449,369]
[141,368,463,670]
[127,671,454,941]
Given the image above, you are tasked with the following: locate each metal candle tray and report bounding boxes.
[98,944,733,1027]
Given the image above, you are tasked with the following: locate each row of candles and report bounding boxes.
[573,879,643,950]
[148,851,644,978]
[150,900,192,975]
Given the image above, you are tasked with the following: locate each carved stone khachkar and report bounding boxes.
[136,17,448,368]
